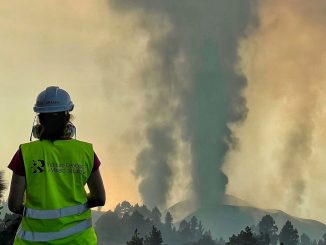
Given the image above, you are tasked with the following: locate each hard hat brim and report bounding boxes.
[33,104,74,113]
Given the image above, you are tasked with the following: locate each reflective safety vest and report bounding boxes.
[14,139,97,244]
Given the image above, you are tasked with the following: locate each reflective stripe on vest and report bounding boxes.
[24,203,89,219]
[17,218,92,242]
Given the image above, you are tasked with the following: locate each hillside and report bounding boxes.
[168,197,326,241]
[94,196,326,243]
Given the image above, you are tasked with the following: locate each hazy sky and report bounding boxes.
[1,0,326,223]
[224,0,326,222]
[0,0,147,210]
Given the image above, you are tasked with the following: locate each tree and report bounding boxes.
[0,171,5,198]
[134,204,153,220]
[151,207,162,225]
[188,216,204,241]
[191,230,218,245]
[179,219,192,242]
[165,211,173,231]
[0,213,22,245]
[127,229,144,245]
[0,203,3,217]
[255,232,270,245]
[279,220,299,245]
[319,233,326,245]
[115,201,134,218]
[190,216,199,233]
[0,171,6,217]
[300,233,311,245]
[95,210,123,242]
[226,226,257,245]
[144,226,163,245]
[127,211,151,237]
[317,234,326,245]
[197,221,205,238]
[258,215,278,245]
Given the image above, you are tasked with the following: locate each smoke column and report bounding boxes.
[107,0,256,209]
[224,0,326,220]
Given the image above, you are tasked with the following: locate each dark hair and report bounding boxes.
[38,112,70,141]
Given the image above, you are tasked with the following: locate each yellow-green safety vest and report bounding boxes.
[14,139,97,244]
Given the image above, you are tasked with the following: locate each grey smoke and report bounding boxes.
[134,125,176,209]
[107,0,256,208]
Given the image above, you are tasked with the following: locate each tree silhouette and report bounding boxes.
[255,232,270,245]
[127,229,144,245]
[144,226,163,245]
[189,216,205,241]
[258,215,278,245]
[317,233,326,245]
[95,210,123,242]
[226,226,257,245]
[151,207,162,225]
[179,219,192,242]
[279,220,299,245]
[192,230,217,245]
[127,210,152,238]
[300,233,311,245]
[0,213,22,245]
[0,171,6,199]
[134,204,153,220]
[115,201,134,218]
[0,171,6,218]
[165,211,173,231]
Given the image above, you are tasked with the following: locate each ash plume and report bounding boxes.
[107,0,257,208]
[134,125,176,209]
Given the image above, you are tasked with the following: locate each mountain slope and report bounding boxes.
[183,204,326,240]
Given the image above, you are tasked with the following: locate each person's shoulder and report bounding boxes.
[20,140,43,148]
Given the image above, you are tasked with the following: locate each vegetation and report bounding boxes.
[279,220,299,245]
[258,214,278,245]
[2,196,326,245]
[96,201,220,245]
[97,202,326,245]
[0,213,22,245]
[226,226,258,245]
[0,171,5,199]
[127,229,144,245]
[0,170,22,245]
[0,171,6,218]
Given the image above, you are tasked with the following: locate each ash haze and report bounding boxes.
[224,0,326,222]
[1,0,326,224]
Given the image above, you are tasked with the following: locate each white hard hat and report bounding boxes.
[33,86,74,113]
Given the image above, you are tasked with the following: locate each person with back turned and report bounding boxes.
[7,86,106,244]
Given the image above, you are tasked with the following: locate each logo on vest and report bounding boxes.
[48,163,86,174]
[31,160,45,173]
